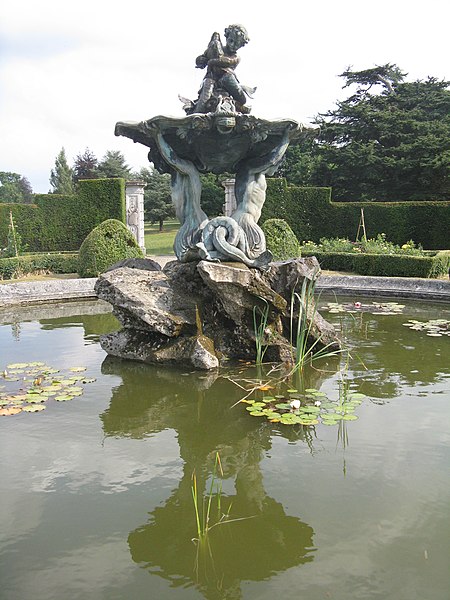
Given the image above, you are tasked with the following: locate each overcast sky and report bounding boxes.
[0,0,448,193]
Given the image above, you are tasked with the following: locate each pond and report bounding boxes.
[0,296,449,600]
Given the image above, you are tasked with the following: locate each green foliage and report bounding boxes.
[283,66,450,202]
[77,219,144,278]
[301,250,450,278]
[49,148,75,195]
[0,178,126,252]
[0,171,33,203]
[139,168,174,230]
[1,211,24,258]
[0,253,78,280]
[200,173,226,217]
[263,179,450,250]
[301,233,425,256]
[97,150,131,179]
[73,148,99,182]
[262,218,302,260]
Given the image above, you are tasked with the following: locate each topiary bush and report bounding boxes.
[77,219,144,278]
[262,218,302,261]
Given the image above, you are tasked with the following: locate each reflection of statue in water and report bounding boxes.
[186,24,256,115]
[100,359,317,599]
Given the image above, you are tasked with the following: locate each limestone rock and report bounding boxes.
[197,261,287,323]
[99,329,218,370]
[94,267,196,337]
[104,257,161,272]
[96,258,340,370]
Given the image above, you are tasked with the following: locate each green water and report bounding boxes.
[0,297,449,600]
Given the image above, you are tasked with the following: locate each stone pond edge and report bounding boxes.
[1,273,449,306]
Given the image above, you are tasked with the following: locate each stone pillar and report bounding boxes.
[222,178,237,216]
[125,180,146,255]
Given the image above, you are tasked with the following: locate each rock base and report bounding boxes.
[94,257,340,370]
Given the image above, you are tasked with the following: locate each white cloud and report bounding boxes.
[0,0,448,192]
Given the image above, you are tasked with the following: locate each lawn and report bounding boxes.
[144,221,178,255]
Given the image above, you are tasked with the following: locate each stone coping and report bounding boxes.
[315,275,450,302]
[0,271,449,307]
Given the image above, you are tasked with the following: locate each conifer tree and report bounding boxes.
[49,148,75,194]
[97,150,131,179]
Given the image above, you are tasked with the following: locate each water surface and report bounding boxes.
[0,297,449,600]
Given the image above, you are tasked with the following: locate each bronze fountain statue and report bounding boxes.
[115,24,307,269]
[98,25,337,370]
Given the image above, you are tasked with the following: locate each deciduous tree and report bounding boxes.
[73,148,99,182]
[0,171,33,203]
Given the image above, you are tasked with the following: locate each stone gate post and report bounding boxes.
[125,180,146,255]
[222,178,237,216]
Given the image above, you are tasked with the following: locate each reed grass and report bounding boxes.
[289,275,343,373]
[253,299,270,365]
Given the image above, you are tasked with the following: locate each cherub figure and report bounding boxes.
[186,24,256,114]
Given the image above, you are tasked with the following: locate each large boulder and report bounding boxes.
[95,257,340,370]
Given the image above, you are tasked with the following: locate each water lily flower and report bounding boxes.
[290,399,301,410]
[314,400,321,407]
[354,302,362,309]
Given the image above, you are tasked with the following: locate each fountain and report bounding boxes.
[96,24,339,368]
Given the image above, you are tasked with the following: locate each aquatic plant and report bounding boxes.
[242,383,365,427]
[0,362,95,417]
[289,275,342,372]
[252,299,271,365]
[402,318,450,337]
[324,301,405,315]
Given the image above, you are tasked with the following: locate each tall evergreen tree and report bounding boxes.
[283,64,450,201]
[139,167,174,231]
[73,148,99,182]
[97,150,131,179]
[49,148,75,194]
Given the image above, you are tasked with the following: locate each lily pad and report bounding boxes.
[22,404,46,413]
[0,406,22,416]
[54,395,74,402]
[25,396,46,404]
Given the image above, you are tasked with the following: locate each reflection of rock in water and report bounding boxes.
[100,358,316,599]
[128,472,314,599]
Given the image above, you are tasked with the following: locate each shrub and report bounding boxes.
[0,253,78,280]
[77,219,144,278]
[0,178,126,252]
[301,250,450,278]
[262,218,302,260]
[263,179,450,250]
[300,234,426,256]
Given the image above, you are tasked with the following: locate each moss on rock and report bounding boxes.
[78,219,144,278]
[262,218,302,261]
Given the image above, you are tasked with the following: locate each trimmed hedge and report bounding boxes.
[263,179,450,250]
[302,250,450,278]
[262,218,302,260]
[0,253,78,280]
[0,178,126,252]
[78,219,144,278]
